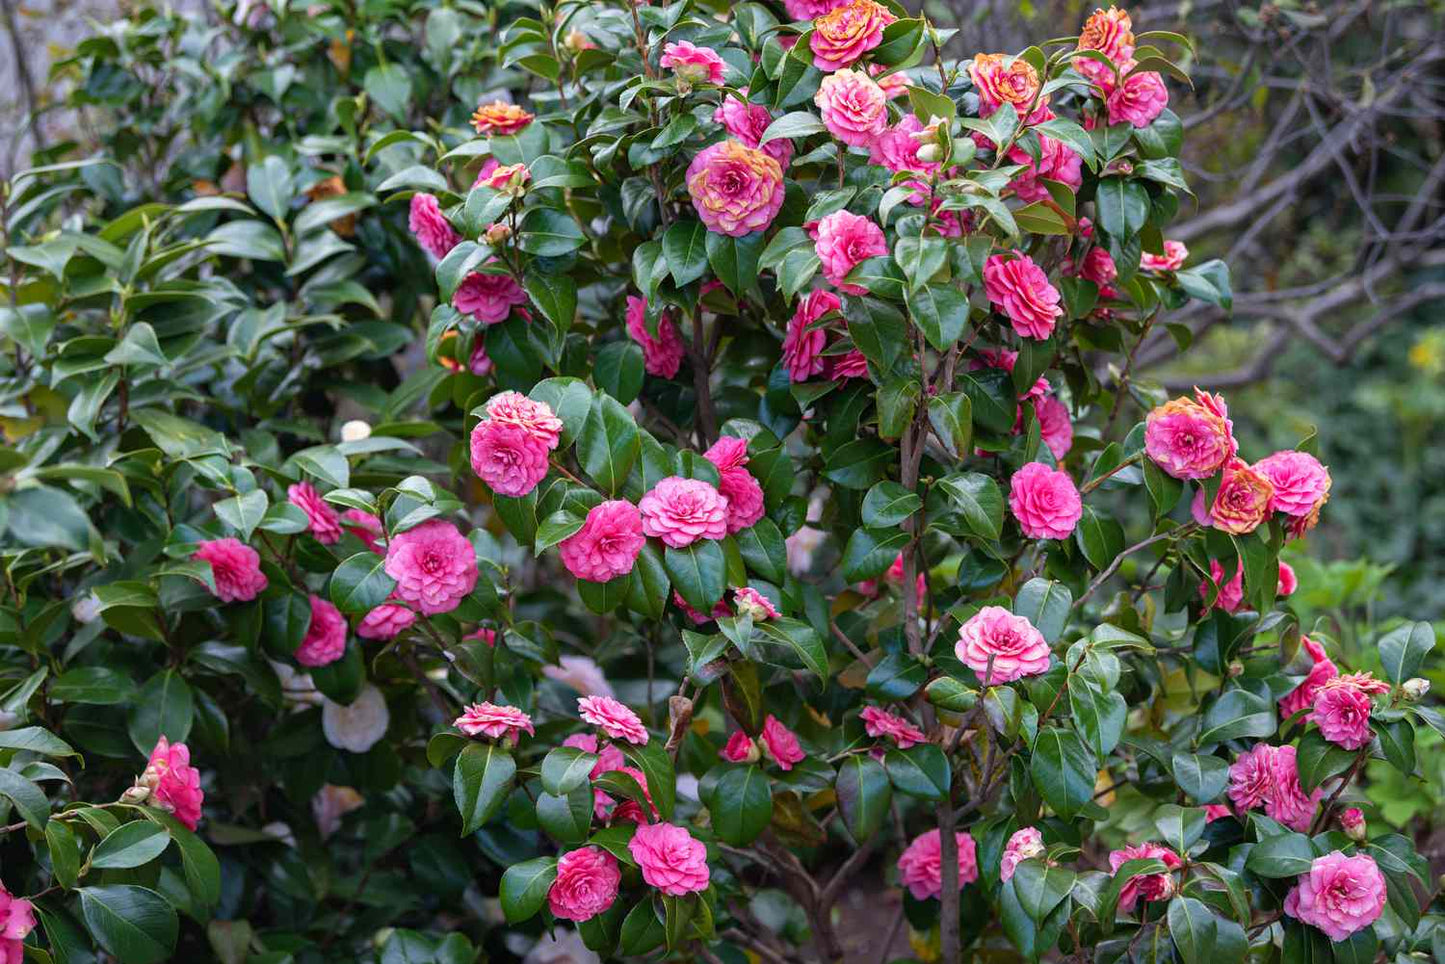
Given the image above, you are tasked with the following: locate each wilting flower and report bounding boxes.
[408,193,460,259]
[455,702,535,741]
[1144,393,1234,480]
[639,477,730,548]
[1108,842,1181,912]
[289,481,342,544]
[1141,240,1189,271]
[193,538,268,603]
[296,595,347,667]
[814,69,888,146]
[1106,63,1169,128]
[1008,136,1084,203]
[860,706,927,748]
[384,519,478,616]
[809,0,896,72]
[355,602,416,640]
[549,846,622,922]
[660,41,726,85]
[558,500,646,582]
[629,822,710,895]
[713,93,794,168]
[142,737,204,830]
[782,290,837,381]
[626,295,686,378]
[983,252,1063,339]
[1008,462,1082,540]
[969,53,1047,123]
[1000,827,1046,882]
[897,829,978,900]
[311,784,364,840]
[704,436,765,533]
[453,270,528,324]
[1208,458,1274,535]
[470,419,551,497]
[471,100,534,136]
[322,684,390,753]
[686,140,786,237]
[1284,851,1386,941]
[813,210,887,294]
[578,695,649,745]
[957,606,1052,685]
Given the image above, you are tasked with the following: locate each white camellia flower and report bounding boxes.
[71,593,102,624]
[322,684,389,753]
[340,419,371,442]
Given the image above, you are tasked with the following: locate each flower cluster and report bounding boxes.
[469,391,563,497]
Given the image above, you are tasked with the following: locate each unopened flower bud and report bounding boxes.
[564,28,594,52]
[71,593,101,624]
[1227,660,1245,678]
[1340,807,1367,841]
[916,143,941,163]
[1402,678,1430,701]
[340,419,371,443]
[120,784,152,805]
[483,223,513,246]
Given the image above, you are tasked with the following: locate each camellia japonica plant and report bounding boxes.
[0,1,1441,963]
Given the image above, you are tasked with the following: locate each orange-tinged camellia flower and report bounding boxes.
[470,100,534,137]
[968,53,1046,120]
[1209,458,1275,534]
[685,140,785,237]
[809,0,896,73]
[1077,6,1136,61]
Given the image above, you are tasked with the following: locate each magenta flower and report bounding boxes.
[1106,63,1169,128]
[660,41,726,85]
[383,519,478,616]
[453,270,527,324]
[956,606,1052,685]
[1284,851,1386,941]
[296,594,347,667]
[484,391,563,451]
[1280,636,1338,719]
[0,881,35,963]
[628,822,710,896]
[454,702,535,741]
[1108,842,1181,912]
[1008,462,1082,540]
[1033,395,1074,459]
[1141,240,1189,271]
[685,140,785,238]
[1253,450,1332,518]
[639,476,729,548]
[1008,136,1083,203]
[578,695,649,745]
[408,193,460,259]
[983,252,1063,340]
[469,419,550,497]
[859,705,926,748]
[340,509,385,553]
[1143,393,1234,480]
[713,94,794,169]
[1227,743,1321,832]
[558,500,646,583]
[785,0,849,17]
[626,295,686,378]
[813,210,887,294]
[356,601,416,640]
[782,290,839,382]
[759,715,804,770]
[721,731,757,763]
[548,846,621,922]
[734,587,780,622]
[897,829,978,900]
[704,436,765,534]
[1309,678,1375,750]
[193,537,268,603]
[289,481,342,544]
[143,737,204,830]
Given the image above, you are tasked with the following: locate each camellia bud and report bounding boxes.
[120,783,151,805]
[1227,660,1245,678]
[564,28,594,52]
[71,593,102,624]
[916,143,942,163]
[1401,677,1430,701]
[483,223,513,246]
[340,419,371,443]
[1340,807,1367,841]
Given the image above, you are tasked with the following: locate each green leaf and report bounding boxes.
[1074,505,1125,567]
[867,653,928,701]
[705,231,764,295]
[536,787,594,844]
[363,63,413,119]
[1069,682,1126,756]
[1171,752,1228,804]
[622,740,676,822]
[1094,177,1150,239]
[1013,860,1076,923]
[1378,621,1434,684]
[834,754,891,844]
[1198,689,1276,746]
[518,208,586,257]
[452,742,516,835]
[663,220,709,287]
[6,485,95,552]
[595,341,645,404]
[710,765,773,845]
[759,110,827,144]
[91,821,171,870]
[883,744,949,800]
[1295,729,1357,793]
[1167,896,1218,964]
[79,885,178,964]
[1175,259,1233,313]
[619,898,666,955]
[754,617,829,680]
[146,811,220,910]
[541,746,598,796]
[928,392,973,459]
[246,155,294,222]
[1376,719,1415,775]
[0,726,78,758]
[1030,727,1095,819]
[938,473,1003,541]
[578,395,640,494]
[127,670,194,755]
[956,368,1016,435]
[45,820,81,889]
[524,273,578,331]
[213,490,269,541]
[499,856,558,924]
[1013,578,1071,643]
[861,481,922,528]
[1245,832,1315,877]
[1154,804,1206,854]
[1096,858,1167,936]
[0,768,49,829]
[328,552,397,614]
[665,541,727,613]
[841,527,910,584]
[734,518,786,583]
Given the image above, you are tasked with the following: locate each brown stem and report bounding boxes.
[936,797,962,964]
[1309,749,1369,835]
[690,313,718,446]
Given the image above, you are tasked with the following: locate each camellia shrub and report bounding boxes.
[1,1,1442,963]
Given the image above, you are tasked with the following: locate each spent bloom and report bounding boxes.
[289,481,342,544]
[558,500,646,583]
[809,0,896,72]
[475,161,529,195]
[193,537,268,603]
[660,41,726,85]
[470,419,550,497]
[322,684,390,754]
[639,477,730,548]
[296,595,347,667]
[408,193,460,259]
[1000,827,1046,883]
[1141,240,1189,271]
[548,847,621,922]
[454,702,535,741]
[1108,842,1181,912]
[629,822,710,896]
[759,715,805,770]
[384,520,478,616]
[1144,393,1234,480]
[1009,462,1083,540]
[1283,851,1386,941]
[704,436,765,533]
[686,140,786,237]
[860,705,926,749]
[983,252,1063,339]
[813,210,887,293]
[814,69,889,147]
[897,829,979,900]
[470,99,534,136]
[626,296,686,379]
[578,695,650,745]
[142,737,204,830]
[957,606,1053,685]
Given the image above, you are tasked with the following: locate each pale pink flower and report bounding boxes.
[686,140,785,237]
[193,538,268,603]
[660,41,726,85]
[813,69,888,146]
[543,655,615,698]
[969,53,1048,123]
[956,605,1052,685]
[639,477,729,548]
[548,847,621,922]
[786,0,849,17]
[1008,136,1083,203]
[384,519,478,616]
[782,290,836,381]
[1107,63,1169,128]
[1141,240,1189,271]
[356,601,416,640]
[142,737,204,830]
[1109,842,1180,912]
[860,705,926,748]
[813,210,887,294]
[322,684,389,753]
[1228,744,1320,832]
[713,93,794,168]
[1284,851,1386,941]
[721,731,757,763]
[559,500,646,582]
[341,509,385,553]
[1033,395,1074,459]
[983,252,1062,339]
[868,116,938,202]
[454,270,528,324]
[759,715,804,770]
[1209,458,1274,535]
[1144,394,1234,480]
[296,595,347,667]
[1008,463,1082,540]
[897,829,978,900]
[809,0,896,72]
[735,587,780,621]
[626,295,686,379]
[485,391,563,450]
[1226,742,1275,811]
[1203,804,1233,823]
[1000,827,1046,882]
[1280,636,1338,719]
[1253,450,1332,519]
[1310,678,1375,750]
[469,419,550,497]
[629,822,710,896]
[408,193,459,259]
[705,436,765,533]
[289,481,342,544]
[869,63,909,99]
[579,695,649,745]
[454,701,534,741]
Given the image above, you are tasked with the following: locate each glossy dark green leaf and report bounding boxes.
[835,753,891,844]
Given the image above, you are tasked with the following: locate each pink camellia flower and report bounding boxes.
[1073,6,1134,86]
[564,733,627,819]
[704,436,765,534]
[1141,240,1189,271]
[485,391,563,451]
[897,829,979,900]
[813,69,888,146]
[579,695,649,745]
[0,881,35,963]
[548,846,622,922]
[1341,807,1367,841]
[193,537,268,603]
[469,419,550,497]
[813,210,887,294]
[674,590,730,625]
[408,193,460,259]
[289,481,342,544]
[956,606,1052,685]
[1281,636,1338,718]
[785,0,850,17]
[869,116,939,199]
[639,477,729,548]
[471,100,534,136]
[610,764,661,825]
[869,62,909,99]
[464,627,497,646]
[1008,462,1082,540]
[809,0,896,72]
[453,270,528,324]
[660,41,726,85]
[1199,559,1245,613]
[1310,678,1376,750]
[782,290,836,381]
[476,161,529,195]
[1000,827,1046,882]
[721,731,758,763]
[629,822,710,896]
[969,53,1048,123]
[625,295,686,379]
[1209,458,1275,535]
[384,520,478,616]
[1203,804,1233,823]
[296,595,347,667]
[341,509,385,553]
[1008,136,1083,203]
[983,252,1063,339]
[1278,560,1298,597]
[860,705,927,748]
[831,349,870,380]
[559,500,646,582]
[1079,247,1117,288]
[1226,742,1275,811]
[1033,395,1074,459]
[454,701,535,741]
[1227,743,1320,832]
[734,587,780,621]
[356,602,417,640]
[143,737,204,830]
[1107,63,1169,128]
[1144,394,1234,480]
[543,655,614,698]
[1253,450,1332,519]
[1284,851,1387,941]
[713,93,794,169]
[1109,842,1181,912]
[759,715,804,770]
[686,140,786,237]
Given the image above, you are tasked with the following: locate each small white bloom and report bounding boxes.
[322,685,390,753]
[340,419,372,443]
[71,593,101,624]
[1402,678,1430,701]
